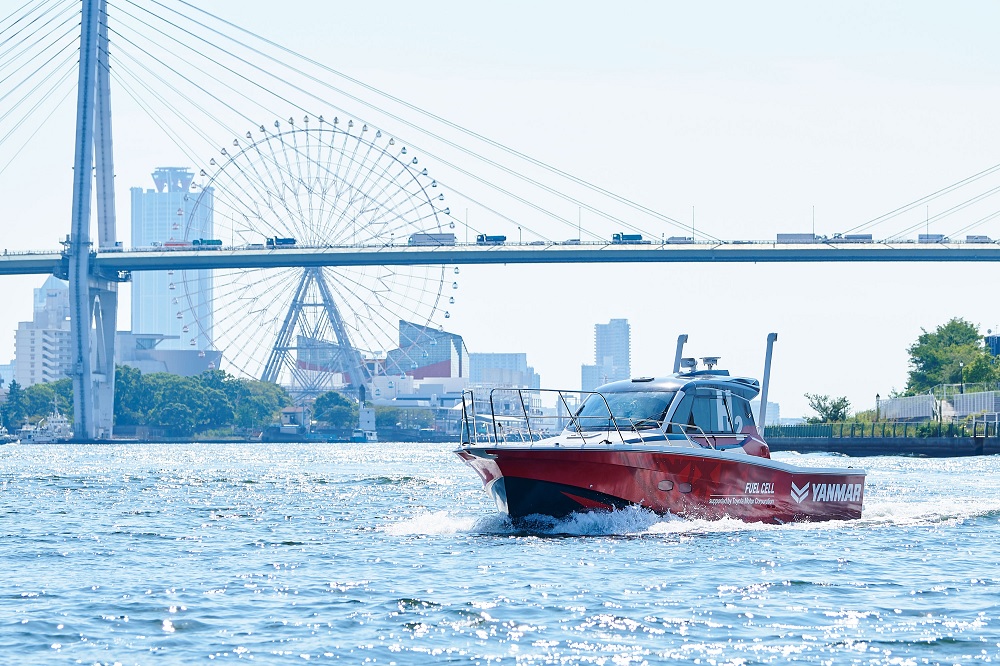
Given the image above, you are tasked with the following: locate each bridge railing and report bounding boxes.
[764,420,1000,439]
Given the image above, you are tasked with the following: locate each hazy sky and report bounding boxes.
[5,1,1000,417]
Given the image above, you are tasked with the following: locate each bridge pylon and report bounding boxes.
[67,0,121,439]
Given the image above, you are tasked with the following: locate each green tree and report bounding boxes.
[23,379,72,423]
[196,387,234,430]
[115,365,151,425]
[313,391,357,428]
[2,380,26,430]
[374,406,433,430]
[150,402,196,437]
[905,318,998,394]
[805,393,851,423]
[237,380,289,430]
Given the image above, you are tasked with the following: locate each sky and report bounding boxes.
[4,1,1000,417]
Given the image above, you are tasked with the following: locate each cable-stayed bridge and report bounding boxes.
[4,239,1000,277]
[5,1,1000,438]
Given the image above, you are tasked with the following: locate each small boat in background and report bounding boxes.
[0,424,18,445]
[19,407,72,444]
[456,334,865,524]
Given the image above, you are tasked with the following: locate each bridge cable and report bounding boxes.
[0,72,74,180]
[166,0,709,242]
[112,2,608,243]
[129,0,712,242]
[841,161,1000,236]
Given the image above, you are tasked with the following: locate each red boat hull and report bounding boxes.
[457,445,865,523]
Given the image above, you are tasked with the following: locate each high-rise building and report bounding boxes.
[581,318,630,391]
[469,353,540,389]
[130,167,213,351]
[750,400,781,426]
[14,276,72,386]
[384,321,467,380]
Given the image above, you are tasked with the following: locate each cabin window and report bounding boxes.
[669,388,736,434]
[574,391,677,430]
[726,393,756,432]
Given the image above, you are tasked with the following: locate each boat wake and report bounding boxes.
[384,506,738,537]
[383,494,1000,537]
[857,496,1000,527]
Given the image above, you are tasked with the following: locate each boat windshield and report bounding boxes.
[571,391,677,431]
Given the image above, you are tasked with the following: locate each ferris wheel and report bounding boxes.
[173,116,457,397]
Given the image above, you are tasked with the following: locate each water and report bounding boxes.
[1,442,998,664]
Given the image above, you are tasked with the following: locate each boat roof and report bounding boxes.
[595,372,761,398]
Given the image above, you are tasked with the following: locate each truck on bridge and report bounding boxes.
[612,233,651,244]
[266,237,297,247]
[476,234,507,245]
[409,233,457,246]
[192,238,223,248]
[777,233,824,243]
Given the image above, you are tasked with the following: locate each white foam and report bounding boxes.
[857,497,1000,527]
[382,494,1000,538]
[381,510,480,535]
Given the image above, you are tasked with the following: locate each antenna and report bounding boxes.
[672,334,688,373]
[759,333,778,431]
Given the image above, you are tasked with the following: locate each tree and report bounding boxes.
[150,402,196,437]
[2,380,25,430]
[905,318,998,394]
[313,391,356,428]
[374,406,433,430]
[115,365,149,425]
[233,380,289,431]
[196,387,234,430]
[805,393,851,423]
[23,379,72,423]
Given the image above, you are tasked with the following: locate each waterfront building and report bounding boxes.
[384,321,467,381]
[986,333,1000,357]
[581,318,631,391]
[115,332,223,377]
[0,361,14,388]
[130,167,213,351]
[750,400,781,426]
[469,353,540,389]
[14,276,72,386]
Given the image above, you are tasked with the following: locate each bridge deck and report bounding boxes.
[2,241,1000,275]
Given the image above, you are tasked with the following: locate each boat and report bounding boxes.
[455,334,865,523]
[0,424,18,445]
[350,428,378,442]
[18,407,73,444]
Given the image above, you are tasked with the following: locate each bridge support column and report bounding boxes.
[90,281,117,437]
[69,0,100,439]
[69,0,118,440]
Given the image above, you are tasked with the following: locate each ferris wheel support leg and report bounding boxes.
[313,268,370,389]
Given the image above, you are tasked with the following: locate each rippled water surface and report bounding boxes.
[1,442,998,664]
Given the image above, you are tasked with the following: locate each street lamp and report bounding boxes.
[960,361,965,394]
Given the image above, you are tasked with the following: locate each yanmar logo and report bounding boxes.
[791,482,862,504]
[791,482,810,503]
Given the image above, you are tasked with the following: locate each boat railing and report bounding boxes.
[662,422,718,449]
[461,388,683,446]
